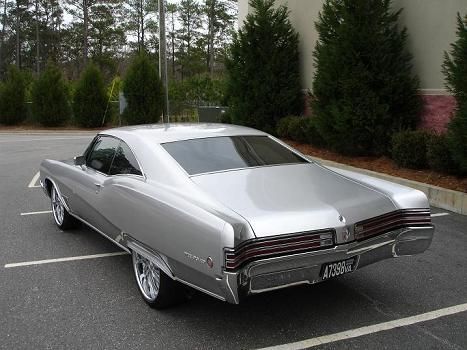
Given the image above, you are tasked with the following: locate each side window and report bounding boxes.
[109,142,143,176]
[86,136,119,174]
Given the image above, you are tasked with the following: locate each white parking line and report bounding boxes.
[431,212,450,217]
[4,252,129,268]
[20,210,52,216]
[257,303,467,350]
[27,172,41,188]
[0,136,92,143]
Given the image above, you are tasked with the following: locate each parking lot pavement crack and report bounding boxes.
[355,290,465,350]
[411,323,465,350]
[355,289,400,318]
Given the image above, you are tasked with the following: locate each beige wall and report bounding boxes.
[238,0,467,92]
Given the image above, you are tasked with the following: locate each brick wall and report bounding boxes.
[418,95,456,134]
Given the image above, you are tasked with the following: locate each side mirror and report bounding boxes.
[74,156,86,166]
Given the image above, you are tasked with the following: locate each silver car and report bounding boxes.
[40,123,434,308]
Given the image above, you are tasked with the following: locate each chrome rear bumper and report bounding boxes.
[219,225,434,304]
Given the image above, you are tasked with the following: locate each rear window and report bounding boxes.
[162,136,307,175]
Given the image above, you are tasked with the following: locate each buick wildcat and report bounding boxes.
[40,124,434,308]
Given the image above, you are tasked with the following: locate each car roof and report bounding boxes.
[101,123,267,144]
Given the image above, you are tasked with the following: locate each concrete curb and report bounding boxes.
[308,156,467,215]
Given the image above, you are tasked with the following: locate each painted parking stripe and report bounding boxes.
[431,212,450,217]
[256,303,467,350]
[20,210,52,216]
[0,136,92,143]
[4,252,129,268]
[28,171,41,188]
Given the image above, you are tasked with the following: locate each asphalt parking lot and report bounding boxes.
[0,132,466,350]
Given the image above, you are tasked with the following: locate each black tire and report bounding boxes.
[50,185,79,230]
[131,250,186,309]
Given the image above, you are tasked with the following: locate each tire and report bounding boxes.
[50,185,78,230]
[131,250,186,309]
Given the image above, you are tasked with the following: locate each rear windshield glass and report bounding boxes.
[162,136,307,175]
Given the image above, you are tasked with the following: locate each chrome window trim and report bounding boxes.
[86,134,147,181]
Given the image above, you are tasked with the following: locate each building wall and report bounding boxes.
[237,0,467,131]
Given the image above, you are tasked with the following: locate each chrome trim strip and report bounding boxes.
[250,280,311,294]
[174,277,226,302]
[68,212,131,253]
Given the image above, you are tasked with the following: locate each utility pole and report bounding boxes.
[158,0,169,123]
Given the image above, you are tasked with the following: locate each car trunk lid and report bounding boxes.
[191,163,397,238]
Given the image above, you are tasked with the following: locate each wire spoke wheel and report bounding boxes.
[133,252,160,302]
[51,186,65,226]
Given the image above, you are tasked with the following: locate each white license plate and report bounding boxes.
[321,258,356,280]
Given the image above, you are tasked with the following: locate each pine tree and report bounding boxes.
[0,65,27,125]
[312,0,421,155]
[443,13,467,174]
[31,63,71,126]
[123,52,163,124]
[73,62,107,128]
[225,0,303,133]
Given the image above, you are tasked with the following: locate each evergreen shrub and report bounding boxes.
[427,134,458,174]
[312,0,421,155]
[74,62,108,128]
[0,66,28,125]
[443,13,467,174]
[226,0,303,132]
[391,130,430,169]
[31,64,71,126]
[123,53,164,125]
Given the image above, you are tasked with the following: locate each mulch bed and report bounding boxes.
[285,140,467,193]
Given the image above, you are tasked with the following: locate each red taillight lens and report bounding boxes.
[224,230,334,271]
[354,208,431,241]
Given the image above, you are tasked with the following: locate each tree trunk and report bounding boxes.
[207,0,215,75]
[15,0,20,68]
[83,0,88,66]
[0,0,7,77]
[35,0,40,74]
[140,0,144,51]
[170,10,175,76]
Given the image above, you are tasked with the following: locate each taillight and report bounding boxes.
[224,230,334,271]
[354,209,431,241]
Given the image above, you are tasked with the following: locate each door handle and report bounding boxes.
[94,183,103,193]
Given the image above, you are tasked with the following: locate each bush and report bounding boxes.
[277,116,326,146]
[73,62,108,128]
[226,0,303,132]
[0,66,27,125]
[427,134,458,174]
[276,116,294,138]
[123,53,163,125]
[304,118,326,148]
[312,0,421,156]
[391,131,430,169]
[289,117,309,143]
[443,13,467,174]
[31,64,71,126]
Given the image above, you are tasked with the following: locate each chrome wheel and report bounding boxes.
[132,252,160,302]
[51,186,65,226]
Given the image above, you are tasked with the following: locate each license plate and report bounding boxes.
[320,258,356,280]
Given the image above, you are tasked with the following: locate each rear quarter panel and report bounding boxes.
[100,177,227,297]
